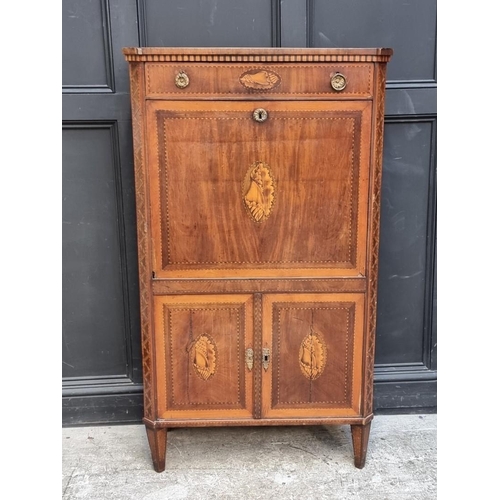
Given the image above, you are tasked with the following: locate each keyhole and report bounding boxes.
[253,108,268,122]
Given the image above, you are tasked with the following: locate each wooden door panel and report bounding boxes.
[147,100,372,278]
[262,293,364,418]
[154,295,253,419]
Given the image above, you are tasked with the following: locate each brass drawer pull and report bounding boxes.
[330,72,347,91]
[175,71,190,89]
[253,108,268,122]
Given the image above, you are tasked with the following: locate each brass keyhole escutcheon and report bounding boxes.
[330,72,347,91]
[245,348,254,371]
[253,108,268,122]
[262,347,271,371]
[175,71,190,89]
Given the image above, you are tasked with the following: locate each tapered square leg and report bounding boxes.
[146,427,167,472]
[351,422,371,469]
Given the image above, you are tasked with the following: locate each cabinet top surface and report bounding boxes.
[123,47,393,62]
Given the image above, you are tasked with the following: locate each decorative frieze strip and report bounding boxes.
[152,278,367,295]
[124,54,392,63]
[123,48,393,64]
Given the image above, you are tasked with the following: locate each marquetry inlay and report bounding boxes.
[242,161,275,223]
[299,330,327,380]
[239,69,281,90]
[190,334,217,381]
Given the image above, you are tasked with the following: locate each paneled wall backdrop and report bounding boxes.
[62,0,436,424]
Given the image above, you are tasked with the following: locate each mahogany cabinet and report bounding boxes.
[123,47,392,472]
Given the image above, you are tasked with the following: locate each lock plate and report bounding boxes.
[262,347,271,371]
[245,348,254,371]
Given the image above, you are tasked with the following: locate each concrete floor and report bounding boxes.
[62,414,436,500]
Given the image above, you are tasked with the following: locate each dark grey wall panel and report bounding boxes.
[375,380,436,413]
[63,393,144,426]
[280,0,306,47]
[309,0,436,83]
[62,0,114,92]
[375,119,436,366]
[62,124,128,378]
[385,88,436,117]
[62,0,144,424]
[140,0,277,47]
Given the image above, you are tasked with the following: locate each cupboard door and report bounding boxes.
[146,100,372,279]
[154,295,254,420]
[262,293,364,418]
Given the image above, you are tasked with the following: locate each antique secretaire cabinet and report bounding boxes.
[123,47,392,472]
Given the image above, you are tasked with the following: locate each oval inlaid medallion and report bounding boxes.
[242,161,275,223]
[299,332,327,380]
[239,69,281,90]
[190,334,217,380]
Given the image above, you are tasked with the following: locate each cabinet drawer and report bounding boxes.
[145,63,373,99]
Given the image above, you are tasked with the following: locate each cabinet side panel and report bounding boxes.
[363,63,388,416]
[129,62,156,420]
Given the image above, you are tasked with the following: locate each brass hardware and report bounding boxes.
[252,108,268,123]
[175,71,190,89]
[262,347,271,371]
[245,348,254,371]
[330,72,347,91]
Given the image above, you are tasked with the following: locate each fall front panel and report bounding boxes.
[146,100,372,278]
[262,293,364,418]
[154,295,254,420]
